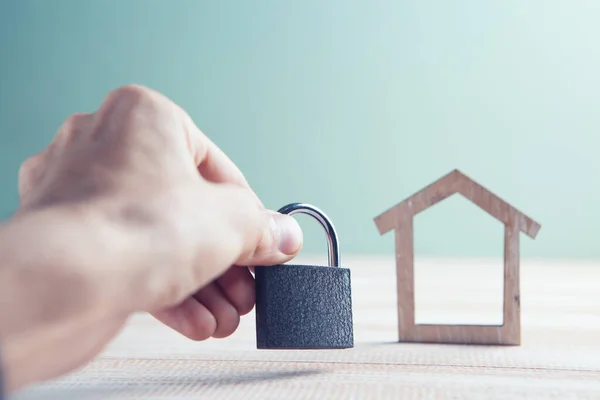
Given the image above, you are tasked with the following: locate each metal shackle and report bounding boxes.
[277,202,340,267]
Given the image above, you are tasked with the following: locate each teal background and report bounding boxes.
[1,1,599,260]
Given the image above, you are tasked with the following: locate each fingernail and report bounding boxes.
[273,214,303,255]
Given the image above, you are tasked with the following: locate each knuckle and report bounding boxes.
[97,84,177,142]
[254,213,276,255]
[234,203,276,262]
[18,155,38,177]
[18,153,45,190]
[58,112,92,140]
[213,309,240,338]
[17,165,33,197]
[102,84,159,112]
[109,83,151,101]
[189,322,216,341]
[62,112,89,130]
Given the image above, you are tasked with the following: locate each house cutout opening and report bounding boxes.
[413,193,504,326]
[373,169,541,345]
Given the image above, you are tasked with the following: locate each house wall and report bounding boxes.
[1,1,598,259]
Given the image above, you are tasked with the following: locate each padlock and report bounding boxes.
[254,202,354,349]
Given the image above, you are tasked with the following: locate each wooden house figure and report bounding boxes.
[373,169,541,345]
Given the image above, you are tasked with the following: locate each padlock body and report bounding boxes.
[255,264,354,349]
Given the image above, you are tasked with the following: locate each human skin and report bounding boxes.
[0,84,303,393]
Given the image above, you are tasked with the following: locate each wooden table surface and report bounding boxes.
[13,256,600,399]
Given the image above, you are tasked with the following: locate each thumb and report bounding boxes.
[235,209,304,267]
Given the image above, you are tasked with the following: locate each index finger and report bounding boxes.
[178,109,249,187]
[108,84,253,191]
[177,108,265,209]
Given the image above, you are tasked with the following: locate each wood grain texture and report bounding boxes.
[374,169,540,345]
[394,216,415,341]
[503,221,521,344]
[12,257,600,400]
[373,169,541,238]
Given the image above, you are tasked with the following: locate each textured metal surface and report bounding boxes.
[255,264,354,349]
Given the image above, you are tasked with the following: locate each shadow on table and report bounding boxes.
[13,369,323,400]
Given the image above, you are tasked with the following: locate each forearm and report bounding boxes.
[0,205,133,392]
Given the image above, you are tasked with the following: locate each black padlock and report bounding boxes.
[254,202,354,350]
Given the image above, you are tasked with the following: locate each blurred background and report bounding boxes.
[1,0,599,261]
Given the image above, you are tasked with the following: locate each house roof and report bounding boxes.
[373,169,541,239]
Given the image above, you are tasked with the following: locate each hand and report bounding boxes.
[3,84,303,391]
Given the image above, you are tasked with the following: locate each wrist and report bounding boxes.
[0,205,102,331]
[0,203,134,391]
